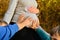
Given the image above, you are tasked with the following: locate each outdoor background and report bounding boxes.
[37,0,60,33]
[0,0,60,33]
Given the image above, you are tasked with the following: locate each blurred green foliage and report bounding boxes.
[37,0,60,33]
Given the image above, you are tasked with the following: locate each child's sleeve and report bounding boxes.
[0,24,19,40]
[36,26,51,40]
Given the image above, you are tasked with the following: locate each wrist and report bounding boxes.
[34,26,39,30]
[0,20,7,26]
[17,23,25,30]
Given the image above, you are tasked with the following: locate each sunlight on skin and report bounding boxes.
[52,33,60,40]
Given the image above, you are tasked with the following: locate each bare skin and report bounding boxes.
[27,6,39,14]
[0,20,7,26]
[52,32,60,40]
[30,18,40,29]
[0,14,32,30]
[30,19,60,40]
[0,6,39,30]
[17,14,32,30]
[17,6,39,30]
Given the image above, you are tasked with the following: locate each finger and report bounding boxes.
[31,20,37,29]
[32,20,40,29]
[36,19,40,27]
[18,14,25,19]
[25,17,32,22]
[19,16,25,22]
[26,17,32,23]
[32,20,36,26]
[28,6,39,13]
[22,17,32,26]
[28,20,34,28]
[18,14,25,22]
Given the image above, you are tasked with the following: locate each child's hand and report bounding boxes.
[0,20,7,26]
[30,19,40,29]
[27,6,39,14]
[17,14,32,30]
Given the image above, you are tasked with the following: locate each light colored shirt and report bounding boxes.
[12,0,38,22]
[3,0,18,24]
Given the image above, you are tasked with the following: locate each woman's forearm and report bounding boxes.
[36,26,50,40]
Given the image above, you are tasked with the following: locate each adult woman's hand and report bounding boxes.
[27,6,39,14]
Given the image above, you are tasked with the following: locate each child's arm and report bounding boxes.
[0,24,18,40]
[0,14,32,40]
[36,26,51,40]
